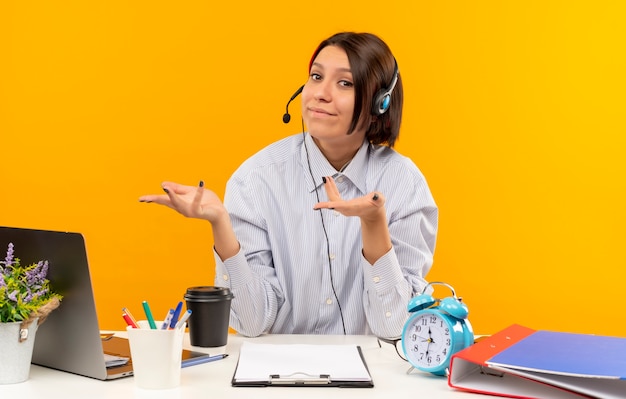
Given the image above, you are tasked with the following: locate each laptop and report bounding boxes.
[0,226,213,380]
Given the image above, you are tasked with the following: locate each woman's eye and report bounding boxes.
[310,73,322,81]
[339,80,353,88]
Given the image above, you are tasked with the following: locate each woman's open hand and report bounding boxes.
[139,181,227,223]
[313,176,385,222]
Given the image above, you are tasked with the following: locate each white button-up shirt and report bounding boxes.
[214,133,437,338]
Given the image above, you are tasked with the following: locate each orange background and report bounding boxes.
[2,1,625,336]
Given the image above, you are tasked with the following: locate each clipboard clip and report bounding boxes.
[269,372,331,385]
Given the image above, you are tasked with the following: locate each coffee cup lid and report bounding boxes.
[184,286,234,301]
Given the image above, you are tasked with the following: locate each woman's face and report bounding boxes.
[301,45,366,147]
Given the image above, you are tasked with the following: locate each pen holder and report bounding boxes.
[126,321,185,389]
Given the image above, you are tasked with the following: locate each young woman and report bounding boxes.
[139,32,438,338]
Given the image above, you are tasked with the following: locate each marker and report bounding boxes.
[175,309,192,329]
[161,309,174,330]
[122,312,138,328]
[169,301,184,329]
[122,307,139,328]
[181,354,228,368]
[142,301,157,329]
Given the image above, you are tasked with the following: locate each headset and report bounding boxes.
[371,59,399,116]
[283,58,399,124]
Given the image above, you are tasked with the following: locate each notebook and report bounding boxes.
[0,226,213,380]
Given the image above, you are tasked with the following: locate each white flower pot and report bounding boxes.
[0,318,39,384]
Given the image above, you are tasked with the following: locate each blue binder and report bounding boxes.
[485,328,626,398]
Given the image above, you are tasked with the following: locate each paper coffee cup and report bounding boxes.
[184,286,233,347]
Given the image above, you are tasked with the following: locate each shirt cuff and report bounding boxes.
[361,248,405,293]
[214,246,255,289]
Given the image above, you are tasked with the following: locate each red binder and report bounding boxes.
[447,324,590,398]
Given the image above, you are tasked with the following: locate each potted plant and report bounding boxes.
[0,243,62,384]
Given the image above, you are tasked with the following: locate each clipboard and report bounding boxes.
[231,342,374,387]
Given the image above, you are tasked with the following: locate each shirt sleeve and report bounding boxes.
[213,174,283,337]
[360,172,438,338]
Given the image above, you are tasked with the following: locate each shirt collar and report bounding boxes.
[300,132,369,195]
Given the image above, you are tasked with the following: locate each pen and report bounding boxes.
[142,300,157,329]
[175,309,192,329]
[161,309,174,330]
[181,354,228,368]
[122,312,138,328]
[122,307,139,328]
[169,301,183,329]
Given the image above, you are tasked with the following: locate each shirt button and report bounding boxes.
[222,274,229,281]
[329,254,336,260]
[326,298,333,305]
[333,210,340,217]
[373,276,380,283]
[385,311,392,318]
[336,176,344,183]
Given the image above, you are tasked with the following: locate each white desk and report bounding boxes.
[1,334,469,398]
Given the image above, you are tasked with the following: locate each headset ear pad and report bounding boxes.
[370,59,399,116]
[371,89,392,116]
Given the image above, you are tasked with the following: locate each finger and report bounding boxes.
[138,194,170,205]
[161,183,187,214]
[191,180,205,214]
[313,201,335,210]
[162,181,191,195]
[323,176,342,201]
[369,191,385,206]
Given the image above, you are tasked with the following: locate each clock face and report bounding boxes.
[402,311,453,370]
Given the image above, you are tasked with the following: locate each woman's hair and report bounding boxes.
[309,32,403,147]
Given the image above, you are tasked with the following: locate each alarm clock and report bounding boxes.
[401,281,474,376]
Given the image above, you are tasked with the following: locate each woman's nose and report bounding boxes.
[313,81,331,102]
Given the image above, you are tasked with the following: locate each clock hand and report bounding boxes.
[417,329,430,342]
[424,327,433,355]
[419,336,434,343]
[426,327,435,343]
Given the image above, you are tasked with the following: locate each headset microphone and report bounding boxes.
[282,85,304,123]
